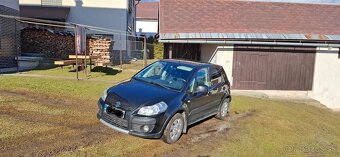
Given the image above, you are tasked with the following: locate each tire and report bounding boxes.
[162,113,184,144]
[216,98,230,120]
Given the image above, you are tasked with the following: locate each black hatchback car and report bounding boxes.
[97,59,231,144]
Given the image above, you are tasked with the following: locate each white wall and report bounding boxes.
[308,47,340,110]
[20,0,127,8]
[2,0,19,10]
[201,44,234,85]
[136,20,158,33]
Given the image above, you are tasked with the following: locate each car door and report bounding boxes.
[186,67,216,124]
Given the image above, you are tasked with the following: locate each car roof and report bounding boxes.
[160,59,212,69]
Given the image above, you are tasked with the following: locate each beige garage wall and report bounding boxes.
[308,47,340,110]
[201,44,234,85]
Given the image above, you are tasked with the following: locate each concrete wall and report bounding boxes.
[308,47,340,110]
[201,44,234,85]
[2,0,19,10]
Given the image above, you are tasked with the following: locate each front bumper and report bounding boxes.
[97,100,164,139]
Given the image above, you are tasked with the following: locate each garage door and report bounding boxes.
[232,45,315,90]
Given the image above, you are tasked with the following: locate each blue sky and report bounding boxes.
[142,0,340,4]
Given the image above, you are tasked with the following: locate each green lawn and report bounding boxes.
[0,74,339,157]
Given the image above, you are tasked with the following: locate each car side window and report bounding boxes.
[187,68,209,94]
[196,68,209,87]
[210,66,224,87]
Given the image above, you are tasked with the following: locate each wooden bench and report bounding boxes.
[54,60,77,71]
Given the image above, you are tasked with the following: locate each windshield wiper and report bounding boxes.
[134,77,176,90]
[148,81,171,90]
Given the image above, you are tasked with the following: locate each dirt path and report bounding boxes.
[134,111,255,157]
[0,89,254,157]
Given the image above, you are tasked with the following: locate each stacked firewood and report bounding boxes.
[21,28,75,59]
[87,37,113,65]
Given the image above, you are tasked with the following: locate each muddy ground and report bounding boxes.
[0,89,254,157]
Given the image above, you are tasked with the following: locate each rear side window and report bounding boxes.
[210,66,224,86]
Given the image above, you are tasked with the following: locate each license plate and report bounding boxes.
[105,104,125,118]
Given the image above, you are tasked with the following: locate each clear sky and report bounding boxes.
[142,0,340,4]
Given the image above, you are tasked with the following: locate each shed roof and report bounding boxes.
[160,0,340,40]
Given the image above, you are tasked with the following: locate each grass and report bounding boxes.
[21,59,158,82]
[0,74,340,156]
[213,97,340,157]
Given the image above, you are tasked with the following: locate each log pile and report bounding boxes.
[21,28,75,59]
[21,28,115,64]
[87,37,113,65]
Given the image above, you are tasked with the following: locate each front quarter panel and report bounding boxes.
[156,93,187,134]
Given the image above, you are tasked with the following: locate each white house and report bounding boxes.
[19,0,137,56]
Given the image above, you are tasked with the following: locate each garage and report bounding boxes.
[232,45,316,90]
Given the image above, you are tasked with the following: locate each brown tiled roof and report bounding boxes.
[160,0,340,35]
[137,2,159,20]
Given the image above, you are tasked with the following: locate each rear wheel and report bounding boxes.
[216,98,230,120]
[162,113,184,144]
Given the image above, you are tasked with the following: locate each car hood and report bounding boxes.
[106,79,179,110]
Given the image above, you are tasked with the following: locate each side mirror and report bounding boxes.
[194,85,208,97]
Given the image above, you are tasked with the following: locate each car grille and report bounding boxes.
[106,93,135,111]
[102,112,128,129]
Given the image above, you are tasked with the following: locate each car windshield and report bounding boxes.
[133,61,194,91]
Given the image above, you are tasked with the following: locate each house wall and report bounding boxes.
[201,44,234,85]
[19,0,136,56]
[20,0,127,8]
[308,47,340,110]
[136,20,158,33]
[2,0,19,10]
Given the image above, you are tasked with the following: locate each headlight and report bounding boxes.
[137,102,168,116]
[101,88,109,101]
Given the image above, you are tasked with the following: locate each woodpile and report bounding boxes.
[21,28,115,64]
[87,37,113,65]
[21,28,75,59]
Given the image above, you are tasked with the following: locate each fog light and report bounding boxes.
[142,125,149,132]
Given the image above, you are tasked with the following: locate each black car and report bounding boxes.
[97,59,231,144]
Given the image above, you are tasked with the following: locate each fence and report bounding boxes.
[0,14,152,79]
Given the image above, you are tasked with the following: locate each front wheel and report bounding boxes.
[216,98,230,120]
[162,113,184,144]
